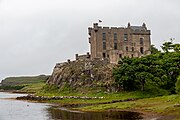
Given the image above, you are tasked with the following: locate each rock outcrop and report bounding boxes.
[47,59,116,92]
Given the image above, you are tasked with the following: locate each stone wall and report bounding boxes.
[88,23,151,63]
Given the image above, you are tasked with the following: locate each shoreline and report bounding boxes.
[14,94,166,120]
[1,91,179,120]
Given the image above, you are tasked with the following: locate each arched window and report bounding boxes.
[140,38,143,45]
[132,47,134,51]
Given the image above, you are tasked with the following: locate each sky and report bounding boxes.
[0,0,180,81]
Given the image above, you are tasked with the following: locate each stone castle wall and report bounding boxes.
[88,23,151,63]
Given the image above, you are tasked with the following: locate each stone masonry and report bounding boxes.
[88,23,151,63]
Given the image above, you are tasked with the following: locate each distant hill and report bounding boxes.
[0,75,49,91]
[1,75,49,86]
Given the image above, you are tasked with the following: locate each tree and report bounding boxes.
[113,49,180,93]
[175,76,180,94]
[151,45,160,54]
[172,44,180,52]
[161,41,173,52]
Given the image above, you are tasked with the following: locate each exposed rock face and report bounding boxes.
[47,59,116,92]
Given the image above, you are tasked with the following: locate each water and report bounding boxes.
[0,92,51,120]
[0,92,143,120]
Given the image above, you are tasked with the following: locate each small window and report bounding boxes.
[131,54,134,58]
[119,54,122,58]
[114,43,117,50]
[107,54,109,58]
[132,47,134,51]
[140,47,144,54]
[126,47,128,51]
[103,42,106,50]
[124,34,128,41]
[114,33,117,41]
[102,33,106,41]
[103,53,106,58]
[140,38,143,45]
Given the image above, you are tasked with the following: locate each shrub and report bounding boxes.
[175,76,180,94]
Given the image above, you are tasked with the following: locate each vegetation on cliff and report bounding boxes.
[113,41,180,94]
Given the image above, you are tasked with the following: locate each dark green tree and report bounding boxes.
[113,47,180,93]
[161,41,173,52]
[151,45,160,54]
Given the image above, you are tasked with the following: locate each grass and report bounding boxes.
[19,83,46,93]
[76,94,180,119]
[35,88,172,106]
[0,75,49,93]
[1,75,48,86]
[35,86,180,119]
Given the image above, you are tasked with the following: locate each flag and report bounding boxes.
[99,20,102,22]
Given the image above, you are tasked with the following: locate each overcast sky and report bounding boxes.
[0,0,180,81]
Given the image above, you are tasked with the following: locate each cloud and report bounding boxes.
[0,0,180,80]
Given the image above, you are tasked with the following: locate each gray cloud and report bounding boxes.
[0,0,180,81]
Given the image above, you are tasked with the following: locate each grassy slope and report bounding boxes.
[0,75,49,92]
[77,95,180,114]
[1,76,179,119]
[36,87,180,119]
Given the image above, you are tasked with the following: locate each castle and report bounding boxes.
[48,23,151,90]
[88,22,151,63]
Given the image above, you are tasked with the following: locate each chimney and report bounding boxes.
[128,22,131,28]
[75,54,79,60]
[142,23,146,28]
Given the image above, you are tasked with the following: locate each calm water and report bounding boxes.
[0,92,143,120]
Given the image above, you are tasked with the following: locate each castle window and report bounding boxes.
[140,47,144,54]
[114,33,117,41]
[119,54,122,58]
[126,47,128,51]
[103,53,106,58]
[124,34,128,41]
[140,38,143,45]
[107,54,109,58]
[131,54,134,58]
[103,42,106,50]
[102,33,106,50]
[114,43,117,50]
[132,47,134,51]
[102,33,106,41]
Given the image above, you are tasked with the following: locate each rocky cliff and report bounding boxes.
[47,59,116,92]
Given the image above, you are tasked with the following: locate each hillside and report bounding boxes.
[0,75,49,92]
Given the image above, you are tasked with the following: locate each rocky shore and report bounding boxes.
[16,94,105,101]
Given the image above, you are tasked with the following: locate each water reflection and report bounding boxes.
[0,92,143,120]
[47,107,143,120]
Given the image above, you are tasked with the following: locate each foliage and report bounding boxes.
[161,41,173,52]
[161,39,180,53]
[175,76,180,94]
[0,85,26,90]
[113,47,180,93]
[151,45,160,54]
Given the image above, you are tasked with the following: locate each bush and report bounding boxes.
[0,85,26,90]
[144,85,170,97]
[175,76,180,94]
